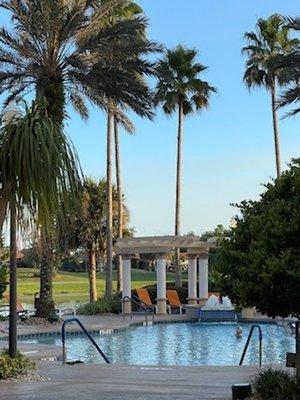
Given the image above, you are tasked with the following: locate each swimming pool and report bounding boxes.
[22,322,294,366]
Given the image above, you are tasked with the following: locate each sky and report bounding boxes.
[0,1,300,237]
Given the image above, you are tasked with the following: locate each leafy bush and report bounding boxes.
[77,293,122,315]
[218,159,300,318]
[0,349,35,380]
[252,368,299,400]
[0,264,7,300]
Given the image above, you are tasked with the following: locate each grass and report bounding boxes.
[2,268,176,306]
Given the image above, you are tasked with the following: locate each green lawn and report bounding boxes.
[2,268,176,306]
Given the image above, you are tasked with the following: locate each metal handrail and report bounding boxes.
[132,294,156,316]
[239,324,262,367]
[61,317,110,365]
[122,295,155,324]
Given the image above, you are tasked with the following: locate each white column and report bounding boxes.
[187,254,197,304]
[198,254,209,306]
[156,254,167,314]
[122,254,131,314]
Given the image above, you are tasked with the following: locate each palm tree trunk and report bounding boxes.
[175,101,184,287]
[271,80,281,178]
[37,230,55,318]
[105,110,114,300]
[114,117,123,292]
[9,199,17,358]
[36,81,65,318]
[88,247,97,302]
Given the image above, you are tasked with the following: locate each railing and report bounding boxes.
[122,295,155,325]
[61,317,110,365]
[239,324,262,367]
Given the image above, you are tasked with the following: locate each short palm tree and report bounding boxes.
[0,100,81,357]
[155,45,216,287]
[63,178,129,302]
[242,14,298,178]
[80,179,106,302]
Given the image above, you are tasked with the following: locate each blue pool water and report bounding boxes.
[22,322,295,366]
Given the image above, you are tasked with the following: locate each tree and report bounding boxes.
[0,100,81,356]
[276,18,300,116]
[217,159,300,318]
[0,0,156,125]
[242,14,298,178]
[100,13,156,300]
[155,45,216,286]
[0,0,158,305]
[106,0,143,292]
[59,178,130,302]
[81,179,106,302]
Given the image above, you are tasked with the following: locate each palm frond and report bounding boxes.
[155,45,216,116]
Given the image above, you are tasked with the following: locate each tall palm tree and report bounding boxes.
[0,0,157,305]
[107,0,143,292]
[242,14,298,178]
[0,100,81,357]
[155,45,216,287]
[276,18,300,116]
[100,1,156,300]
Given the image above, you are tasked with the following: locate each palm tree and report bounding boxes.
[106,0,143,292]
[275,18,300,116]
[0,0,156,125]
[155,45,216,287]
[0,0,157,305]
[0,100,81,357]
[242,14,298,178]
[60,178,130,302]
[100,2,156,300]
[80,179,106,302]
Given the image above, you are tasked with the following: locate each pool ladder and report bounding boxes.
[122,295,155,325]
[239,324,262,367]
[61,317,110,365]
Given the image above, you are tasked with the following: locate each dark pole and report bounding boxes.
[296,320,299,379]
[9,199,17,358]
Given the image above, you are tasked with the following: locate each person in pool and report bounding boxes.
[235,326,243,339]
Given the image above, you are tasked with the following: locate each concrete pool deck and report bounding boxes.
[0,361,258,400]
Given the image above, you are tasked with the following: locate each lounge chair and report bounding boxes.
[136,288,171,314]
[166,290,184,314]
[2,295,35,320]
[136,288,156,311]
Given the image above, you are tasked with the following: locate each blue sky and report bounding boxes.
[1,1,300,236]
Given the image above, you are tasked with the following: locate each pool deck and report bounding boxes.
[0,361,258,400]
[0,315,259,399]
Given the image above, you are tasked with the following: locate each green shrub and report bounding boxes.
[252,368,299,400]
[77,293,122,315]
[0,349,35,380]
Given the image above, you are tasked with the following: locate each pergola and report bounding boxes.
[114,236,216,315]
